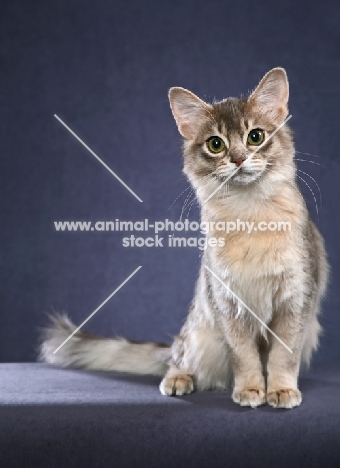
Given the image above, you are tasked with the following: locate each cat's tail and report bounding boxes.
[38,314,171,376]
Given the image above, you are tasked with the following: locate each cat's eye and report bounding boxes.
[247,129,264,146]
[207,136,225,154]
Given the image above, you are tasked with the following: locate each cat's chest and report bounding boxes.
[203,188,302,278]
[207,228,300,321]
[210,228,295,277]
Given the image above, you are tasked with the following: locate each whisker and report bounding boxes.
[264,166,304,204]
[295,158,325,168]
[179,190,195,222]
[268,163,319,218]
[179,176,213,221]
[167,185,192,211]
[296,174,319,219]
[184,172,220,218]
[168,174,211,212]
[222,180,230,198]
[186,197,199,219]
[296,150,320,158]
[297,169,322,208]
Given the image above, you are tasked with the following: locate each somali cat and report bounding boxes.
[40,68,328,409]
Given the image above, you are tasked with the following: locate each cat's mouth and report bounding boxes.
[235,166,254,175]
[217,166,258,180]
[215,166,263,186]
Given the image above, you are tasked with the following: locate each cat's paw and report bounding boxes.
[159,374,194,396]
[266,388,302,409]
[232,387,266,408]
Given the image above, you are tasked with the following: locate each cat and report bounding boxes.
[39,68,328,409]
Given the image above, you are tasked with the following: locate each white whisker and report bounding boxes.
[297,169,322,208]
[296,150,320,158]
[186,197,199,219]
[296,174,319,218]
[265,166,304,204]
[179,190,195,222]
[169,174,211,213]
[295,158,325,168]
[268,162,320,218]
[167,185,192,211]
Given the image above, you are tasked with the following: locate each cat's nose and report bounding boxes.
[231,155,246,167]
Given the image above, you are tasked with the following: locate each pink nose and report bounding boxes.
[234,157,244,167]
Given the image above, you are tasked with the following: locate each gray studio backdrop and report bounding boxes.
[1,0,339,363]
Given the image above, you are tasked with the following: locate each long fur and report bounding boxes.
[39,314,171,376]
[39,68,328,409]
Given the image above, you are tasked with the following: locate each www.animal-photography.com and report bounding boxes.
[1,1,340,467]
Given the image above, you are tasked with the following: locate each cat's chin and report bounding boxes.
[230,170,262,186]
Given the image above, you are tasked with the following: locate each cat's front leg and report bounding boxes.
[266,311,305,409]
[221,316,266,408]
[159,364,195,396]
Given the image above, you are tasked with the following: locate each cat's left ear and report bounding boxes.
[248,68,289,124]
[169,87,213,140]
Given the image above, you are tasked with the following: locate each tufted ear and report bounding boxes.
[248,68,289,124]
[169,87,213,140]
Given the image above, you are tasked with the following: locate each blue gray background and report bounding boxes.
[1,0,339,363]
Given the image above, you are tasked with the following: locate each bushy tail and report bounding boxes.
[38,314,171,376]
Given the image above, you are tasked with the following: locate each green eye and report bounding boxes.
[247,129,264,146]
[207,136,225,153]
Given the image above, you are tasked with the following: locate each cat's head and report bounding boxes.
[169,68,295,203]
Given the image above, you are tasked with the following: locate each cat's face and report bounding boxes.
[169,68,295,202]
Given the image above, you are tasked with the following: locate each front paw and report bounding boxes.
[232,387,266,408]
[266,388,302,409]
[159,374,194,396]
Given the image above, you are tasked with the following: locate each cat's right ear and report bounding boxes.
[169,87,212,140]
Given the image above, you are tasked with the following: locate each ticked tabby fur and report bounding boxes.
[40,68,328,409]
